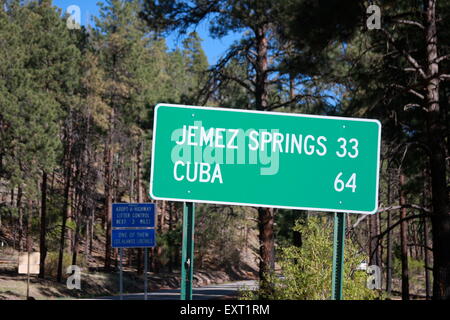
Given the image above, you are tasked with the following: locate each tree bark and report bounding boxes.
[89,208,94,255]
[17,186,23,252]
[72,199,82,266]
[423,214,432,299]
[258,207,275,285]
[254,24,275,290]
[422,0,450,300]
[369,214,380,266]
[85,212,90,267]
[136,142,143,274]
[72,222,80,266]
[104,133,113,271]
[10,189,14,228]
[386,170,393,295]
[66,195,73,253]
[399,172,409,300]
[254,25,269,112]
[39,171,47,278]
[27,199,33,254]
[57,164,72,282]
[104,115,114,271]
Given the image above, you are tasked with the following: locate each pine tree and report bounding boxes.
[94,0,160,270]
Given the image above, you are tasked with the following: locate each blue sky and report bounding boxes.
[52,0,240,65]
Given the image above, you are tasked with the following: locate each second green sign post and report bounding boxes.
[181,202,195,300]
[149,103,381,300]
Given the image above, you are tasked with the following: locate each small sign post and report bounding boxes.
[144,247,148,301]
[150,103,382,300]
[331,213,346,300]
[181,202,195,300]
[18,252,40,300]
[119,248,123,300]
[112,203,156,300]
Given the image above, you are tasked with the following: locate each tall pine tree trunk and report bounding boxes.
[89,208,94,255]
[27,199,33,264]
[258,207,275,281]
[423,214,432,299]
[104,127,113,271]
[369,214,380,266]
[72,212,80,266]
[423,0,450,300]
[39,171,47,278]
[399,172,409,300]
[57,163,72,282]
[254,24,275,289]
[136,142,143,274]
[386,170,393,294]
[17,186,23,252]
[10,189,14,244]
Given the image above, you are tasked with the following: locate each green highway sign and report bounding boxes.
[149,104,381,215]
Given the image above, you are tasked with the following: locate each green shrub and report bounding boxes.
[241,216,379,300]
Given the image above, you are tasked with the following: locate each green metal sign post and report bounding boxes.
[181,202,195,300]
[331,212,346,300]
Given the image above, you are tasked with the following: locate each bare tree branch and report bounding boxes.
[351,204,429,231]
[436,54,450,63]
[393,84,425,100]
[395,19,424,29]
[217,71,255,94]
[403,103,423,111]
[267,94,332,111]
[377,204,430,213]
[376,213,426,241]
[381,28,427,79]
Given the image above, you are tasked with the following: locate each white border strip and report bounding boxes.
[149,103,382,215]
